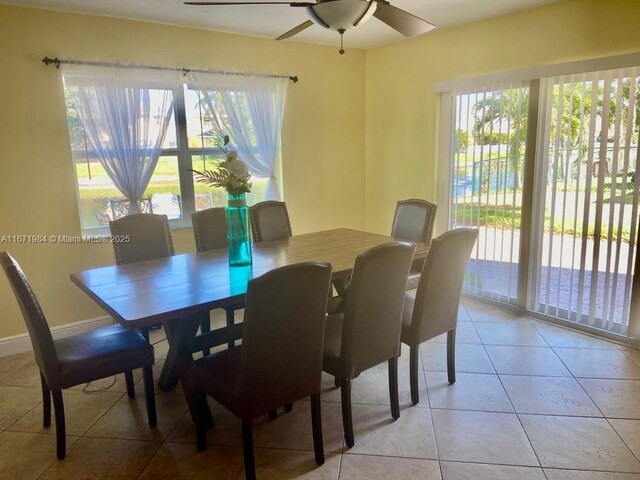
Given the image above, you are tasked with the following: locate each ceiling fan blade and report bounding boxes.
[185,2,313,6]
[276,19,315,40]
[373,1,436,37]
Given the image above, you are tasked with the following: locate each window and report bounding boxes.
[439,58,640,339]
[67,82,279,233]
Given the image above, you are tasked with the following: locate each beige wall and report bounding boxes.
[364,0,640,234]
[0,5,366,337]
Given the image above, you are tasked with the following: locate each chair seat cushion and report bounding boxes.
[55,324,154,389]
[322,313,344,377]
[191,346,246,417]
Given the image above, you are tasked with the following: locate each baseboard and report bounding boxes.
[0,316,113,357]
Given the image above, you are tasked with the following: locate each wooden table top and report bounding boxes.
[71,228,428,328]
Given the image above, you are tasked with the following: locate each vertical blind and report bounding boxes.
[531,67,640,335]
[450,83,530,303]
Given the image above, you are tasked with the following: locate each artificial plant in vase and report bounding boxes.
[191,135,253,266]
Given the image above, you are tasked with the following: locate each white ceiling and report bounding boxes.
[3,0,562,49]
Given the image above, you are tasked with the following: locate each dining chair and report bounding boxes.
[391,199,437,290]
[323,241,416,448]
[249,200,292,242]
[191,207,245,349]
[0,252,157,460]
[401,228,478,405]
[109,213,174,265]
[190,262,333,480]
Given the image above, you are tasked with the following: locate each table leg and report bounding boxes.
[158,319,180,392]
[167,313,214,428]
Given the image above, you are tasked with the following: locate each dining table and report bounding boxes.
[71,228,429,425]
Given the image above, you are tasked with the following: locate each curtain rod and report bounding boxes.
[42,56,298,83]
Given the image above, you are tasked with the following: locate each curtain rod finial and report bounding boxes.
[290,76,298,83]
[42,56,61,69]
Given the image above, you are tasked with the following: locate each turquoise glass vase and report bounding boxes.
[226,193,252,267]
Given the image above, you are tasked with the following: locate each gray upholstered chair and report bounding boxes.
[249,201,292,243]
[191,262,333,480]
[109,213,174,265]
[391,199,437,290]
[322,241,416,447]
[401,228,478,405]
[191,207,245,349]
[0,252,156,460]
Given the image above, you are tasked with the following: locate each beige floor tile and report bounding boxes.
[611,419,640,460]
[0,353,41,388]
[239,448,341,480]
[167,398,258,447]
[531,322,622,349]
[501,376,601,417]
[9,389,123,436]
[39,436,159,480]
[457,304,472,322]
[345,404,438,459]
[486,345,571,376]
[425,372,513,413]
[465,302,530,323]
[340,455,441,479]
[623,348,640,368]
[555,348,640,379]
[544,470,640,479]
[138,442,242,479]
[69,371,141,394]
[440,462,546,479]
[427,322,481,345]
[85,389,187,441]
[578,378,640,418]
[370,343,421,371]
[520,414,640,472]
[475,322,547,347]
[431,409,538,466]
[0,385,41,429]
[0,431,78,480]
[421,343,495,374]
[321,368,428,408]
[0,352,37,385]
[254,401,344,453]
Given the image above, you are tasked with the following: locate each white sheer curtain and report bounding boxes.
[190,73,289,200]
[63,64,180,213]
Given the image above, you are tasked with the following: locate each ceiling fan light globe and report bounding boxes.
[307,0,377,32]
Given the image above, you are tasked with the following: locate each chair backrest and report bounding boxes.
[0,252,60,389]
[109,213,174,265]
[391,199,437,245]
[408,229,478,343]
[340,241,416,378]
[192,207,227,252]
[249,201,292,242]
[240,262,332,409]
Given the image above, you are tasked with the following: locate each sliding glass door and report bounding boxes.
[450,84,530,304]
[530,68,640,336]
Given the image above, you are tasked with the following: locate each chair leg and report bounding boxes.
[225,308,235,349]
[40,373,51,428]
[141,327,150,342]
[142,366,157,428]
[52,390,65,460]
[310,393,325,465]
[409,345,420,405]
[284,403,293,413]
[201,313,211,357]
[195,389,210,452]
[242,419,256,480]
[340,378,354,448]
[389,357,400,420]
[447,328,457,385]
[334,376,340,388]
[124,371,135,399]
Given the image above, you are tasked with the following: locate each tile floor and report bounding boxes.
[1,299,640,479]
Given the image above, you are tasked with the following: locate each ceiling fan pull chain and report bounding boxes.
[339,28,345,55]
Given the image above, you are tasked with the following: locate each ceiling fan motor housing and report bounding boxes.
[307,0,377,31]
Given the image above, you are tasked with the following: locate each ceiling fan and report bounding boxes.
[184,0,436,54]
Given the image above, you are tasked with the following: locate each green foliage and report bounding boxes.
[475,131,509,146]
[191,167,252,196]
[455,129,469,152]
